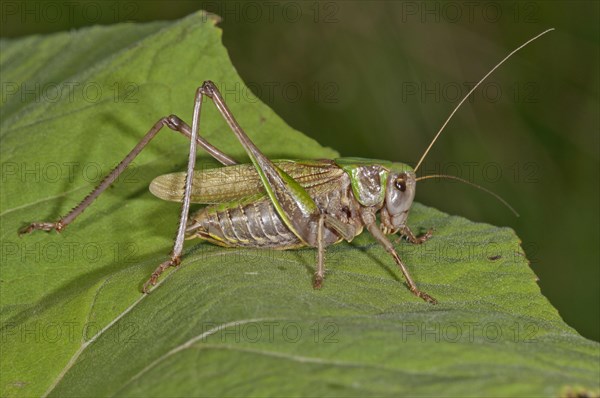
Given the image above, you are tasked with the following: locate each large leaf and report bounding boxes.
[1,11,598,397]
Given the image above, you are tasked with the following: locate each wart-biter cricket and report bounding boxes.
[18,29,553,304]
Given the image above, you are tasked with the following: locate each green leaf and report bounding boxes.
[1,11,598,398]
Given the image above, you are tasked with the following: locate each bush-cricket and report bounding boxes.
[18,29,554,304]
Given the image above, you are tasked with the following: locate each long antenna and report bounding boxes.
[414,28,555,173]
[416,174,519,217]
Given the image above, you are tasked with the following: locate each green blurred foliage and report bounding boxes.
[1,0,598,345]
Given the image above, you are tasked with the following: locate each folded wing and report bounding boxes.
[149,159,345,204]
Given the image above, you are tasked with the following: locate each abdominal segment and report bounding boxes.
[186,198,307,249]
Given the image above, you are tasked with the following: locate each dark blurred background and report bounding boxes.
[2,1,598,341]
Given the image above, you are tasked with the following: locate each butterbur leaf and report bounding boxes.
[1,11,598,398]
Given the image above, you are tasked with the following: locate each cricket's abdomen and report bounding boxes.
[186,172,364,249]
[186,198,306,249]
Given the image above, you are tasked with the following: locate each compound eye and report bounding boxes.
[394,175,407,192]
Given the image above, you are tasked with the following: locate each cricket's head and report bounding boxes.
[380,164,417,234]
[334,158,418,233]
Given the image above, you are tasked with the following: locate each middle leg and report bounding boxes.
[313,214,326,289]
[362,209,437,304]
